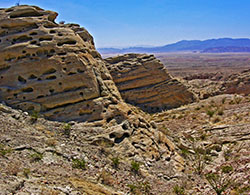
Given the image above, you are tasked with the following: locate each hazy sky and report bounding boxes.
[1,0,250,48]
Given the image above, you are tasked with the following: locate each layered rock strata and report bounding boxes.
[105,54,195,113]
[0,5,120,122]
[0,6,184,166]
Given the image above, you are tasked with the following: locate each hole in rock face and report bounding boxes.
[18,76,26,84]
[114,133,130,144]
[49,89,54,94]
[57,40,77,46]
[109,133,115,139]
[42,68,56,75]
[13,35,32,44]
[28,74,37,79]
[22,87,33,93]
[122,123,129,130]
[80,92,83,96]
[30,32,38,36]
[58,82,62,86]
[46,75,57,80]
[106,117,113,123]
[49,30,56,34]
[39,37,53,41]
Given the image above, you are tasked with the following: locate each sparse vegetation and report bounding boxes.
[63,123,71,137]
[205,165,234,195]
[131,160,140,174]
[30,152,43,162]
[0,144,12,157]
[111,156,120,169]
[173,185,185,195]
[206,109,215,118]
[72,158,86,170]
[23,168,31,178]
[30,110,39,123]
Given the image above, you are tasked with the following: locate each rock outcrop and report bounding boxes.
[0,5,121,122]
[0,5,185,167]
[105,54,195,113]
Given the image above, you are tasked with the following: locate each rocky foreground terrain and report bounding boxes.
[0,5,250,195]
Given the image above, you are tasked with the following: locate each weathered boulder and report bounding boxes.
[0,5,121,122]
[105,53,195,113]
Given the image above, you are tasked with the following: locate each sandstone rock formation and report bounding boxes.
[0,5,185,167]
[105,54,195,113]
[0,5,121,122]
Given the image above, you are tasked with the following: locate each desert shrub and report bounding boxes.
[63,123,71,137]
[180,148,190,159]
[23,168,31,178]
[30,152,43,162]
[0,144,12,156]
[205,165,234,195]
[221,97,226,104]
[111,156,120,169]
[206,109,215,118]
[128,181,151,195]
[131,160,140,174]
[30,110,39,123]
[72,158,86,170]
[173,185,185,195]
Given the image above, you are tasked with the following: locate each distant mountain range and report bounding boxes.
[98,38,250,54]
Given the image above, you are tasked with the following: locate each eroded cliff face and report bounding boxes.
[0,5,121,122]
[0,5,185,167]
[105,54,195,113]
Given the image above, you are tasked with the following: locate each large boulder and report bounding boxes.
[0,5,121,122]
[105,53,195,113]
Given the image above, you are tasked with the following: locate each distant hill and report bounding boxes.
[202,46,250,53]
[98,38,250,54]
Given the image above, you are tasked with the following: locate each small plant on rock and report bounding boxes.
[72,158,86,170]
[206,109,215,118]
[131,160,140,174]
[173,185,185,195]
[205,165,234,195]
[111,156,120,169]
[30,110,39,123]
[0,144,12,157]
[30,152,43,162]
[23,168,31,178]
[63,123,71,137]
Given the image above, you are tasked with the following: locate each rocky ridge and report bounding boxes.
[105,54,195,113]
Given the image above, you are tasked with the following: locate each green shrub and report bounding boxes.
[30,152,43,162]
[72,158,86,170]
[30,110,39,123]
[63,123,71,136]
[206,109,215,118]
[111,156,120,169]
[131,160,140,174]
[0,144,12,156]
[23,168,31,178]
[173,185,185,195]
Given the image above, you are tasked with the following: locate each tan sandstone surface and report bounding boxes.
[105,54,195,113]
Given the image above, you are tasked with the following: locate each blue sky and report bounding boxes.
[1,0,250,48]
